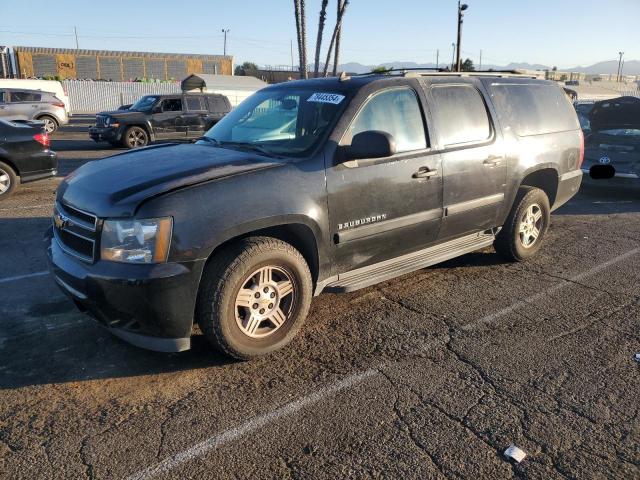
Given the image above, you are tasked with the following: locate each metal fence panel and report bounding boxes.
[63,80,181,113]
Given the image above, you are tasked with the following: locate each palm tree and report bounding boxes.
[313,0,329,76]
[322,0,349,76]
[293,0,303,78]
[300,0,308,78]
[332,0,344,76]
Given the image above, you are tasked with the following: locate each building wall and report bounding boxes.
[14,47,233,80]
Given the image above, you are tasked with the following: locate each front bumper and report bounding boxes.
[45,227,206,352]
[89,126,120,143]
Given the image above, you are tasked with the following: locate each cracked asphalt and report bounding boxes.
[1,118,639,479]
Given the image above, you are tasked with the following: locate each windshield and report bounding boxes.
[130,95,159,112]
[202,89,348,157]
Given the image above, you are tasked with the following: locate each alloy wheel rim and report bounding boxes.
[234,265,295,338]
[43,119,55,133]
[519,203,543,248]
[128,130,145,147]
[0,168,10,194]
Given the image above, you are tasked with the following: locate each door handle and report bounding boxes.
[412,167,438,179]
[483,155,502,166]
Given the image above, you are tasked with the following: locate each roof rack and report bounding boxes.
[353,67,537,79]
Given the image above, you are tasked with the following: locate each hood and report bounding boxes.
[57,143,284,217]
[97,109,147,119]
[589,96,640,132]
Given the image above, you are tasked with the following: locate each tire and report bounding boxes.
[122,126,149,148]
[196,237,313,359]
[494,186,551,262]
[37,115,58,134]
[0,161,19,200]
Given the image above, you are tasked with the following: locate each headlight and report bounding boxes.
[101,217,172,264]
[105,116,119,127]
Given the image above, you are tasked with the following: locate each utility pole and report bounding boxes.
[222,29,230,56]
[617,51,624,82]
[290,39,294,73]
[620,58,625,82]
[451,43,455,71]
[455,2,468,72]
[74,26,79,50]
[436,49,439,69]
[479,49,482,70]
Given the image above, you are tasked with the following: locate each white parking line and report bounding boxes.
[0,271,49,284]
[124,246,640,479]
[126,368,379,480]
[464,247,640,330]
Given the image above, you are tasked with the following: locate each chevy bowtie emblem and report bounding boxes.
[54,212,69,229]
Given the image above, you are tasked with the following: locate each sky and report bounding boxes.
[1,0,639,69]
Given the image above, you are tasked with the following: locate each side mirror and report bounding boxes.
[347,130,396,160]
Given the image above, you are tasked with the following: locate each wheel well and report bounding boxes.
[520,169,558,206]
[207,224,320,285]
[0,156,19,176]
[35,114,58,125]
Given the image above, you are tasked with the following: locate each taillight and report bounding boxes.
[52,102,65,108]
[578,130,585,169]
[34,133,50,148]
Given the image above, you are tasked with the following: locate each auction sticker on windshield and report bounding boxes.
[307,93,345,104]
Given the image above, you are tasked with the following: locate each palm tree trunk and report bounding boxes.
[313,0,329,76]
[293,0,303,78]
[332,0,344,76]
[300,0,308,79]
[322,0,349,77]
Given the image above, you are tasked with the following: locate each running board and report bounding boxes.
[323,231,496,293]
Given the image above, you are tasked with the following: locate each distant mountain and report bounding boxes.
[335,59,640,75]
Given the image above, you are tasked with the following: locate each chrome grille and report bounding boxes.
[53,202,98,262]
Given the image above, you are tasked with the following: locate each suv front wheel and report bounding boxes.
[494,186,551,261]
[196,237,313,359]
[123,126,149,148]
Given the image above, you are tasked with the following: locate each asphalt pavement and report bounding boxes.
[1,120,639,479]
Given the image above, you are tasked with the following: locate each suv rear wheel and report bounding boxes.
[0,161,19,200]
[494,186,550,261]
[37,115,58,134]
[123,126,149,148]
[196,237,313,359]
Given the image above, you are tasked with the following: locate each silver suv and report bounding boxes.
[0,88,69,133]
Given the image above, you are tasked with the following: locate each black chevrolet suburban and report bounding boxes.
[89,93,231,148]
[48,72,583,358]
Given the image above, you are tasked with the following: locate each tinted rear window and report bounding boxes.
[430,85,491,146]
[207,96,229,113]
[490,84,579,136]
[11,91,41,102]
[186,96,205,111]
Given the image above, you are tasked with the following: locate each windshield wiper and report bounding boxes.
[219,141,277,157]
[195,136,222,146]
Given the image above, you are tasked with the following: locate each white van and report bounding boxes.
[0,79,71,116]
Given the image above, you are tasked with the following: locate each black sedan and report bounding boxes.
[0,119,57,199]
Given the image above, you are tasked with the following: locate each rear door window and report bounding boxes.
[207,96,228,113]
[346,87,427,153]
[430,85,491,146]
[10,91,42,102]
[161,98,183,112]
[185,96,205,111]
[490,84,579,136]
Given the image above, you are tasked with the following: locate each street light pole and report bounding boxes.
[222,29,230,56]
[451,43,455,71]
[456,2,468,72]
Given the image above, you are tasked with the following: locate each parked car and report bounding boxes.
[89,93,231,148]
[0,119,57,199]
[582,96,640,187]
[0,88,69,133]
[47,72,582,357]
[0,79,71,117]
